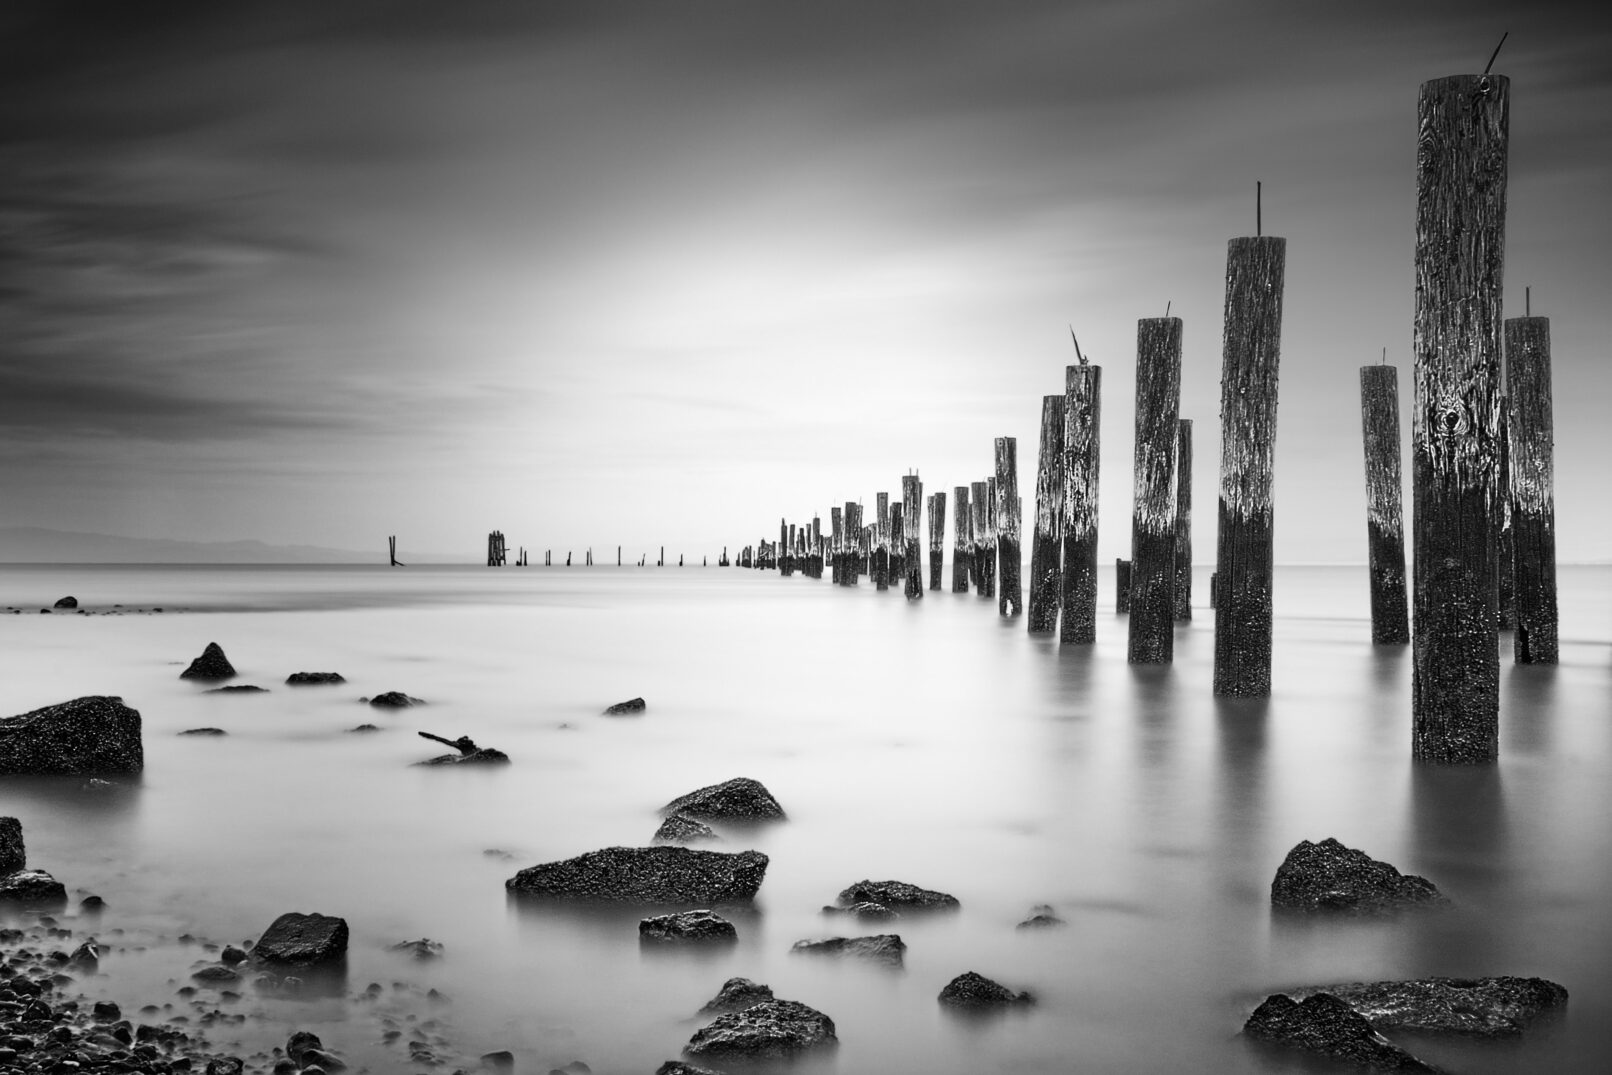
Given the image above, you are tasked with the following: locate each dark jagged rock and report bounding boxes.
[791,934,905,966]
[507,846,768,903]
[286,1031,324,1066]
[655,1063,724,1075]
[206,685,267,694]
[1244,992,1442,1072]
[221,945,247,964]
[1271,838,1445,914]
[602,697,646,715]
[252,912,349,965]
[53,596,77,609]
[180,642,236,680]
[639,909,737,945]
[654,814,719,845]
[0,869,68,906]
[660,777,785,821]
[685,998,837,1062]
[286,672,346,686]
[389,938,444,959]
[836,879,959,910]
[1289,976,1569,1038]
[0,816,23,873]
[1016,904,1065,929]
[179,727,228,736]
[0,695,144,775]
[368,691,422,708]
[938,971,1035,1008]
[822,901,898,921]
[699,977,775,1015]
[418,747,510,766]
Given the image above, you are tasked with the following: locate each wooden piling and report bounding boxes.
[984,476,999,600]
[1496,406,1517,629]
[1505,314,1558,663]
[1359,365,1410,644]
[1028,395,1065,632]
[1116,559,1132,613]
[874,493,891,590]
[1411,72,1508,763]
[1060,362,1102,644]
[970,481,989,596]
[845,502,863,585]
[388,536,404,567]
[1213,232,1286,694]
[928,492,946,590]
[1128,317,1181,662]
[951,486,971,592]
[902,474,924,600]
[1173,419,1192,621]
[830,507,845,584]
[996,440,1022,616]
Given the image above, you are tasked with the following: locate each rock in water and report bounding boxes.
[252,912,349,965]
[0,868,68,906]
[639,910,738,945]
[389,938,445,960]
[506,846,768,903]
[179,728,227,736]
[698,977,775,1015]
[1244,993,1442,1072]
[602,697,646,715]
[836,879,959,910]
[685,999,837,1062]
[418,748,510,766]
[206,685,267,694]
[655,1063,724,1075]
[1016,903,1065,929]
[0,696,144,775]
[368,691,422,708]
[653,814,719,845]
[0,817,23,873]
[1271,838,1445,914]
[180,642,236,680]
[822,901,898,921]
[791,934,905,966]
[938,971,1035,1008]
[660,777,786,821]
[1289,976,1569,1038]
[53,596,78,609]
[286,672,346,685]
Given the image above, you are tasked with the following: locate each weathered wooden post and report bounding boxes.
[1411,69,1508,762]
[1061,358,1102,644]
[1028,395,1065,632]
[1496,406,1517,629]
[970,481,989,596]
[845,502,862,585]
[1359,364,1410,644]
[996,442,1022,615]
[1213,197,1287,693]
[928,492,946,590]
[1505,311,1558,663]
[388,536,404,567]
[1173,419,1193,621]
[1128,317,1181,662]
[902,473,924,599]
[830,507,845,584]
[952,486,971,592]
[873,493,890,590]
[1115,559,1132,613]
[984,475,1000,599]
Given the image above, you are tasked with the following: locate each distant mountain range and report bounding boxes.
[0,527,461,564]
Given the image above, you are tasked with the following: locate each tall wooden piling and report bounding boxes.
[952,486,972,592]
[487,531,507,567]
[1129,317,1182,662]
[971,481,990,596]
[928,492,946,590]
[781,520,793,576]
[1060,362,1102,644]
[1359,365,1410,644]
[1505,314,1558,663]
[1172,419,1193,621]
[996,439,1022,616]
[388,536,404,567]
[1028,395,1065,632]
[1411,72,1508,763]
[845,502,863,585]
[1116,559,1132,613]
[1496,407,1517,629]
[902,474,924,600]
[1213,229,1286,694]
[874,493,891,591]
[830,507,845,584]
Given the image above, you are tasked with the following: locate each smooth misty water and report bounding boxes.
[2,563,1609,1074]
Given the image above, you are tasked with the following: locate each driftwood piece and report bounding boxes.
[1028,395,1064,633]
[1060,363,1101,643]
[1505,315,1558,663]
[1359,365,1410,644]
[1129,317,1181,663]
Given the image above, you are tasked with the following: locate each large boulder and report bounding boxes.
[180,642,236,680]
[0,817,23,873]
[938,971,1035,1008]
[0,696,144,775]
[1288,976,1569,1038]
[506,846,768,903]
[252,912,349,966]
[660,777,785,821]
[1271,838,1445,914]
[1244,993,1441,1072]
[654,814,718,845]
[685,999,837,1063]
[698,977,774,1015]
[835,879,959,911]
[639,909,737,945]
[0,868,68,907]
[791,934,905,966]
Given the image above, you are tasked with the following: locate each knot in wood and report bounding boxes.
[1434,396,1468,438]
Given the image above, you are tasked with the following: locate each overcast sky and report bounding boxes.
[3,0,1609,563]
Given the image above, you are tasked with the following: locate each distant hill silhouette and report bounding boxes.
[0,527,460,564]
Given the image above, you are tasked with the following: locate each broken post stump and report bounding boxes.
[1359,364,1410,645]
[1173,419,1192,621]
[1505,314,1558,664]
[996,441,1022,616]
[1412,72,1508,762]
[1129,316,1182,663]
[1028,394,1065,633]
[1061,361,1102,644]
[928,491,946,591]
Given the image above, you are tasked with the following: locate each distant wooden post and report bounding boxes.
[984,475,1000,600]
[951,486,971,592]
[996,440,1022,615]
[1213,229,1286,694]
[1496,406,1517,629]
[1028,395,1064,632]
[846,502,863,585]
[388,536,404,567]
[1208,571,1217,608]
[1359,365,1410,644]
[873,493,890,590]
[659,545,665,568]
[969,481,987,595]
[1128,317,1181,663]
[1412,72,1508,763]
[1505,314,1558,663]
[830,507,845,584]
[1061,362,1102,644]
[487,530,507,567]
[1172,419,1192,621]
[902,474,924,600]
[1115,559,1132,613]
[927,492,946,590]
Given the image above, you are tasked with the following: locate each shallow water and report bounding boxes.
[2,563,1609,1073]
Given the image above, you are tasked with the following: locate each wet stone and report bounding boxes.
[601,697,646,715]
[684,998,837,1063]
[938,971,1035,1008]
[660,777,785,822]
[791,934,906,966]
[1271,838,1445,914]
[698,977,775,1015]
[0,696,144,775]
[180,643,236,681]
[835,879,959,911]
[367,692,422,708]
[252,912,348,966]
[1016,904,1065,929]
[506,846,768,903]
[653,814,718,845]
[1244,992,1441,1073]
[1286,976,1569,1038]
[286,672,346,686]
[0,817,24,873]
[639,910,738,945]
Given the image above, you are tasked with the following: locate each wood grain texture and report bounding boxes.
[1359,365,1409,645]
[1505,316,1557,663]
[1412,73,1508,762]
[1129,318,1181,663]
[902,474,924,600]
[1173,419,1193,621]
[1028,395,1065,633]
[952,485,972,593]
[1061,364,1101,644]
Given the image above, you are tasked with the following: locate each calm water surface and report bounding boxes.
[2,564,1609,1074]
